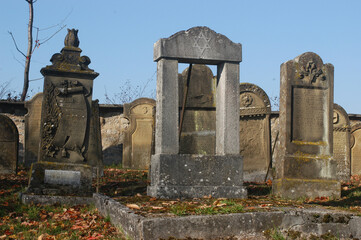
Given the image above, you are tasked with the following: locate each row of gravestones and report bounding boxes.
[0,64,356,183]
[0,26,359,200]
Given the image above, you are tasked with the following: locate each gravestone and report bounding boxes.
[148,26,247,199]
[26,29,100,196]
[24,92,43,168]
[179,64,216,155]
[0,114,18,173]
[351,123,361,175]
[273,52,340,199]
[122,98,155,169]
[239,83,271,182]
[333,104,351,182]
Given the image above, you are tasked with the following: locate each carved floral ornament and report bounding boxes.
[299,60,326,84]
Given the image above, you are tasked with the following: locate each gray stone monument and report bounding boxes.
[148,26,247,199]
[333,103,351,182]
[26,29,101,196]
[24,92,43,168]
[239,83,271,182]
[122,98,155,169]
[351,123,361,176]
[0,114,18,174]
[273,52,340,199]
[179,64,216,155]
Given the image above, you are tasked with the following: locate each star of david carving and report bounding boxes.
[193,30,211,56]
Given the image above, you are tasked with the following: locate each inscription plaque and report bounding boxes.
[292,87,327,142]
[44,170,81,186]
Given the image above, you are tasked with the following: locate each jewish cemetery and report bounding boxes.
[1,2,361,239]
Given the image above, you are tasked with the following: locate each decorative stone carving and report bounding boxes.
[0,114,18,174]
[239,83,271,182]
[273,52,340,199]
[122,98,155,169]
[333,104,351,182]
[27,29,100,197]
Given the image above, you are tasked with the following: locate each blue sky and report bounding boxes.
[0,0,360,113]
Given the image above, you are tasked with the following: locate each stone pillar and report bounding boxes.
[216,62,240,155]
[273,52,340,199]
[155,59,179,154]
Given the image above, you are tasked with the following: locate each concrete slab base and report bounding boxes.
[147,154,247,199]
[272,178,341,199]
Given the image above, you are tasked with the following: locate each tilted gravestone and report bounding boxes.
[351,123,361,175]
[148,26,247,199]
[24,92,43,168]
[239,83,271,182]
[273,52,340,199]
[0,114,18,174]
[333,104,351,182]
[122,98,155,169]
[26,29,101,197]
[179,64,216,155]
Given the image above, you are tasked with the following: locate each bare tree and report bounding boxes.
[9,0,66,101]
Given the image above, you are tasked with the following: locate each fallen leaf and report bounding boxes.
[151,206,164,210]
[126,204,141,210]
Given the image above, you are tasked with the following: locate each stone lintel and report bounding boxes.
[272,178,341,200]
[147,154,247,199]
[154,26,242,63]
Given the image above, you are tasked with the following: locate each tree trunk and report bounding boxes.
[21,0,33,101]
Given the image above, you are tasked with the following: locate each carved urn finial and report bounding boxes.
[64,28,80,47]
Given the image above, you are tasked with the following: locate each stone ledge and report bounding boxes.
[93,193,361,240]
[20,193,94,206]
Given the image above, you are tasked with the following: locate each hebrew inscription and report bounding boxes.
[292,87,326,142]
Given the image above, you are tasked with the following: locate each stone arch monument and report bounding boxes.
[148,26,247,199]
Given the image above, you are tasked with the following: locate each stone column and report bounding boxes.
[155,59,179,154]
[216,62,240,155]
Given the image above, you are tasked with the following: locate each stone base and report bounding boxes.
[27,161,93,197]
[272,178,341,200]
[147,154,247,199]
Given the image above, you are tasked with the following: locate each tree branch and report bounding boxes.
[8,31,26,58]
[39,24,66,45]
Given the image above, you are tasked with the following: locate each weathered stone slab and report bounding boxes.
[86,100,103,175]
[273,52,340,199]
[149,27,246,199]
[27,161,92,196]
[122,98,155,169]
[179,64,216,155]
[351,123,361,175]
[333,104,351,182]
[239,83,271,182]
[24,92,43,168]
[0,114,18,173]
[148,154,247,199]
